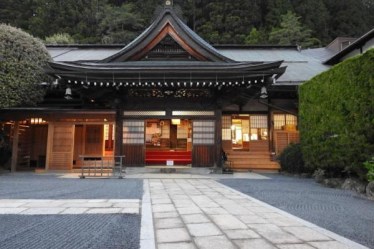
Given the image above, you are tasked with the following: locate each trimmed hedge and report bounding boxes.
[0,24,51,108]
[299,49,374,179]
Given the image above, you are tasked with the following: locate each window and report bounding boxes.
[250,115,268,141]
[193,121,215,145]
[222,116,232,141]
[123,121,144,144]
[274,114,298,130]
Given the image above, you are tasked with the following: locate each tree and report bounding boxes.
[291,0,330,44]
[195,1,262,44]
[264,0,293,27]
[0,24,51,108]
[45,33,75,44]
[245,27,267,45]
[1,0,373,45]
[323,0,374,40]
[269,11,320,47]
[97,4,145,44]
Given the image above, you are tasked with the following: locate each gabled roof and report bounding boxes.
[324,28,374,65]
[101,7,234,63]
[45,6,287,89]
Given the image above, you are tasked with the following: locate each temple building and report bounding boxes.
[3,3,370,172]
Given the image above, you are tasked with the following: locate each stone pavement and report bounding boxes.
[0,172,370,249]
[0,199,140,215]
[143,178,368,249]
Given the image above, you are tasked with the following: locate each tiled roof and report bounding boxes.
[47,46,330,84]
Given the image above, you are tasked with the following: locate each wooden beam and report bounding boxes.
[10,121,19,172]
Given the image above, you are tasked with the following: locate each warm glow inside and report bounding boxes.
[30,118,46,125]
[171,119,181,125]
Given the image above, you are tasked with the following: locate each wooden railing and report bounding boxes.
[79,155,125,179]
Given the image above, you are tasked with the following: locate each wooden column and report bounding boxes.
[10,121,19,172]
[45,123,54,170]
[268,99,274,152]
[114,107,123,157]
[215,109,223,167]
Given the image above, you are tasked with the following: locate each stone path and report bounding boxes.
[0,199,140,215]
[145,179,368,249]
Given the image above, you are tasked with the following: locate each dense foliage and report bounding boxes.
[0,24,51,108]
[0,0,373,46]
[278,143,308,174]
[364,157,374,182]
[299,49,374,179]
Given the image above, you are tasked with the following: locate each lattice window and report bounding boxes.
[123,121,144,144]
[250,115,268,128]
[222,116,232,141]
[274,114,298,130]
[193,121,215,145]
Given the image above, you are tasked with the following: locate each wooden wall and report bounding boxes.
[193,145,215,167]
[274,131,300,155]
[122,145,144,166]
[47,124,74,170]
[30,126,48,167]
[85,125,104,155]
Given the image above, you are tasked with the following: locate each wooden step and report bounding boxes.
[226,150,279,170]
[228,155,272,160]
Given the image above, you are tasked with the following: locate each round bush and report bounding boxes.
[0,24,51,108]
[278,143,307,174]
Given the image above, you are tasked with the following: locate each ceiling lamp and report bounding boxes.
[65,87,72,100]
[260,86,268,99]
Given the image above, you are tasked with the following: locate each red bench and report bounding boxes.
[145,151,192,165]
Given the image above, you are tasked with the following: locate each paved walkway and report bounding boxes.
[0,171,370,249]
[0,199,140,215]
[144,178,368,249]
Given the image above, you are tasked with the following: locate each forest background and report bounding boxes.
[1,0,373,47]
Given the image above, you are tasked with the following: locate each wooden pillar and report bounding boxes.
[45,123,54,170]
[10,121,19,172]
[268,99,274,152]
[215,109,223,167]
[115,107,123,156]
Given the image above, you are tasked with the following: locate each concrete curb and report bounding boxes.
[140,179,156,249]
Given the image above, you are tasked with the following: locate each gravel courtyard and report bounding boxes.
[0,174,143,249]
[220,174,374,249]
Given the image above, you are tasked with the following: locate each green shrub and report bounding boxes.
[364,157,374,181]
[299,49,374,179]
[278,143,308,174]
[45,33,75,45]
[0,24,51,108]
